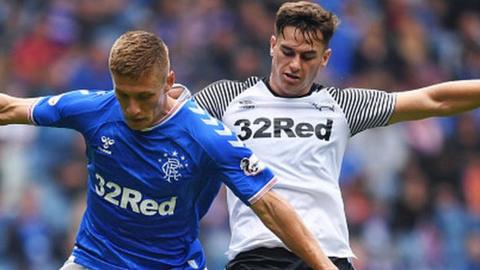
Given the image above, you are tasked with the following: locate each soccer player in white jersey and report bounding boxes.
[193,1,480,269]
[0,31,337,270]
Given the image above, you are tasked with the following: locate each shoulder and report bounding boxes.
[38,89,115,109]
[321,85,394,97]
[178,99,244,150]
[320,85,395,106]
[31,89,118,127]
[319,85,353,98]
[178,100,228,136]
[194,76,262,120]
[200,76,261,94]
[318,85,396,135]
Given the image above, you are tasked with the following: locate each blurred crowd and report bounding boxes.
[0,0,479,269]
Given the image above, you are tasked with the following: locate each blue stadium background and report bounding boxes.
[0,0,479,269]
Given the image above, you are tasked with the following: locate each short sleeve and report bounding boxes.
[194,77,260,121]
[31,90,110,132]
[326,87,396,136]
[186,100,277,206]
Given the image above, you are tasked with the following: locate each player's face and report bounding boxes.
[269,26,331,96]
[113,67,175,130]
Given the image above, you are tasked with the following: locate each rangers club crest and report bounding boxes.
[158,151,189,183]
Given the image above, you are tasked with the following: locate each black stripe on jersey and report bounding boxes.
[312,83,324,93]
[326,87,395,136]
[194,77,260,120]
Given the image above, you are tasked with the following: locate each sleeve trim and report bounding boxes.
[248,176,278,205]
[28,98,42,125]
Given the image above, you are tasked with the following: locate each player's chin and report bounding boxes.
[281,81,305,95]
[126,119,149,130]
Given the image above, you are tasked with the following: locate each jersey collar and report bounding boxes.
[261,77,322,98]
[139,84,191,132]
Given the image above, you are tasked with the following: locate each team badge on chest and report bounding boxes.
[158,151,189,183]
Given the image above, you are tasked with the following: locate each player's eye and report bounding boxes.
[281,48,295,57]
[137,93,154,100]
[136,94,154,101]
[301,53,317,61]
[116,91,128,99]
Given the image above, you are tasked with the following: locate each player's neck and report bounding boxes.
[266,76,313,98]
[151,96,179,127]
[163,95,178,114]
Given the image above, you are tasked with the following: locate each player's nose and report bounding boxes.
[288,55,301,72]
[125,99,142,116]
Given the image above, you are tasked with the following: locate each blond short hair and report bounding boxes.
[275,1,340,46]
[109,30,169,81]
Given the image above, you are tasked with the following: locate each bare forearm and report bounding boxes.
[0,93,36,125]
[427,80,480,115]
[391,80,480,123]
[251,192,336,270]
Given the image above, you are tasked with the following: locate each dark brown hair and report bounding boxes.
[275,1,340,46]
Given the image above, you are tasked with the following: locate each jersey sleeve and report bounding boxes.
[186,100,277,206]
[30,90,108,132]
[326,87,396,136]
[194,77,260,120]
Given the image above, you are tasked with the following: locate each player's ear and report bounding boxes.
[320,48,332,67]
[166,70,175,88]
[270,35,277,56]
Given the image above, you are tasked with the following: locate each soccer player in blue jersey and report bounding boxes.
[0,31,338,270]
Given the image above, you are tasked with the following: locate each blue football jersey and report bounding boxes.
[30,89,277,270]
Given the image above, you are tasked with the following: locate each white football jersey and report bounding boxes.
[194,77,396,259]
